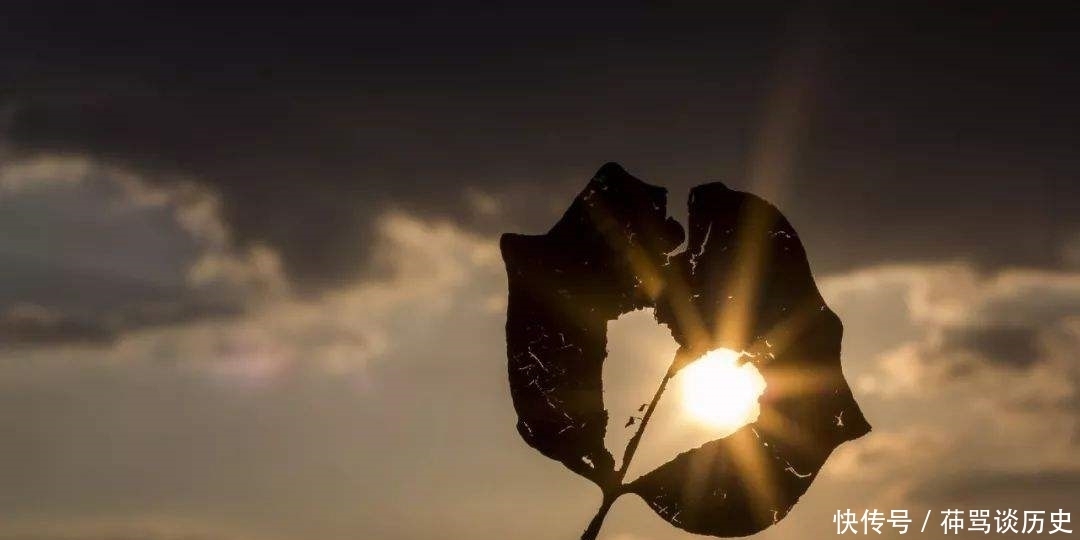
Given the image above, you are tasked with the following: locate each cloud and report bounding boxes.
[938,324,1042,369]
[819,262,1080,487]
[725,262,1080,540]
[820,263,980,326]
[0,251,1075,539]
[0,149,503,381]
[19,210,506,382]
[0,304,114,347]
[0,154,90,194]
[827,427,953,484]
[822,263,1080,387]
[0,209,516,540]
[0,154,285,346]
[6,2,1078,292]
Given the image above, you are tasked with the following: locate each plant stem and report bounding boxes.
[578,366,676,539]
[580,492,616,540]
[616,368,674,481]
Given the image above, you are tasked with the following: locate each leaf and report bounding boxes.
[501,163,870,539]
[501,162,684,488]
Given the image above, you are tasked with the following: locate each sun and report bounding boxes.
[679,348,767,432]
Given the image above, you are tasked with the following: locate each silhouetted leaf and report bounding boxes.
[501,163,869,539]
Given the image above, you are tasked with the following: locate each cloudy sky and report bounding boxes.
[1,2,1078,539]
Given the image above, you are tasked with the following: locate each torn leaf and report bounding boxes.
[501,163,869,539]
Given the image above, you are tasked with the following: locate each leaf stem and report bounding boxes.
[580,492,617,540]
[616,368,674,482]
[579,365,677,539]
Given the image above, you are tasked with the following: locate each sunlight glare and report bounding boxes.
[680,348,767,431]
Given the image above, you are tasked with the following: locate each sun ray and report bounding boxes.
[712,199,779,350]
[722,426,783,527]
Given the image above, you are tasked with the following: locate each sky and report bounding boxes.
[1,2,1078,539]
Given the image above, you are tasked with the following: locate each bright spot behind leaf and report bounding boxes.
[679,349,766,432]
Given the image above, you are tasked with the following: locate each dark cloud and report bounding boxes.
[0,155,273,344]
[2,3,1078,292]
[0,305,114,347]
[940,324,1043,369]
[0,300,243,349]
